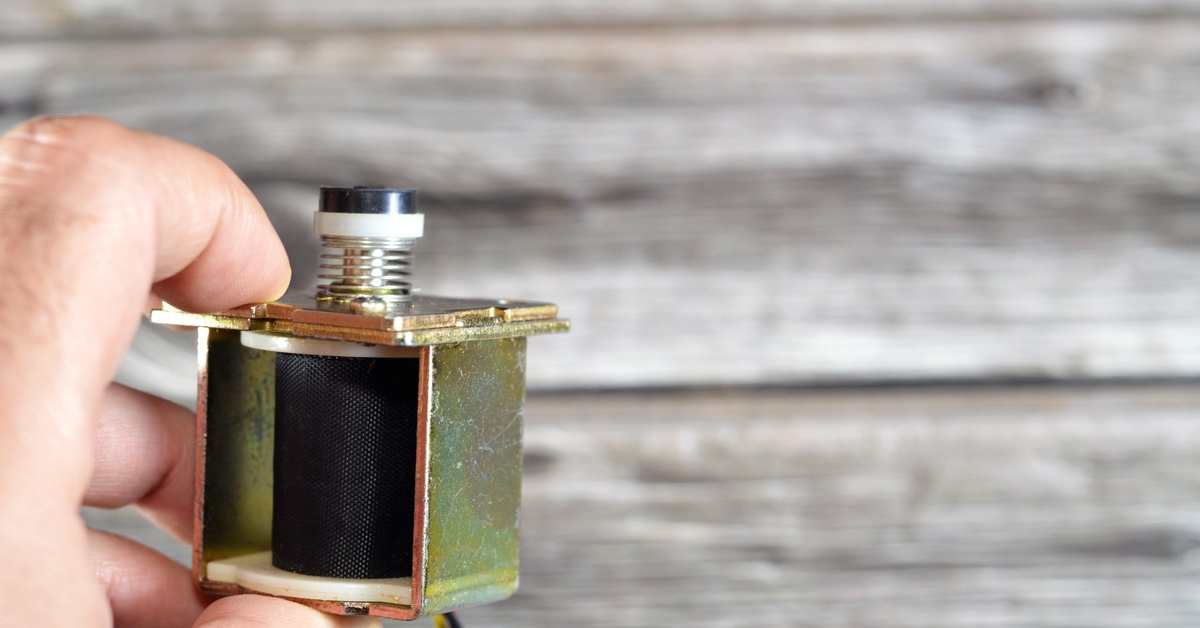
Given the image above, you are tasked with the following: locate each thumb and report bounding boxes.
[194,595,383,628]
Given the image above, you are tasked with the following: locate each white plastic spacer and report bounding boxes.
[314,212,425,239]
[241,331,421,358]
[206,551,413,605]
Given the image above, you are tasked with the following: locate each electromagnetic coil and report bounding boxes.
[318,235,415,304]
[272,352,420,579]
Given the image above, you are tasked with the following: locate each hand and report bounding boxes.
[0,115,380,627]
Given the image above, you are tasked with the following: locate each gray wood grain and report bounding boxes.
[6,21,1200,389]
[87,385,1200,627]
[7,1,1200,39]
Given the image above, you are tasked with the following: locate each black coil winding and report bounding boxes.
[272,353,420,579]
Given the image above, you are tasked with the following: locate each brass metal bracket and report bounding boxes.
[150,293,569,346]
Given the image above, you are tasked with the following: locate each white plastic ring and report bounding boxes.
[206,551,413,605]
[313,212,425,239]
[240,331,421,358]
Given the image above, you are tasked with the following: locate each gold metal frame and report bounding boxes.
[158,295,565,620]
[151,293,568,346]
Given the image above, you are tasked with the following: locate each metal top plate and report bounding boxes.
[150,293,569,346]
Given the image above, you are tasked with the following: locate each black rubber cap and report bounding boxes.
[319,187,418,215]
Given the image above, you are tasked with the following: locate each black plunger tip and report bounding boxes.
[319,187,419,215]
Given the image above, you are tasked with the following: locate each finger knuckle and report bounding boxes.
[0,115,125,179]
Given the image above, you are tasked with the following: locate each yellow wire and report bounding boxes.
[433,616,448,628]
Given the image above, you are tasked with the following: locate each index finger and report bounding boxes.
[0,116,290,625]
[1,115,290,315]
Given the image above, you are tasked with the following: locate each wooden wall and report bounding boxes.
[7,5,1200,392]
[10,2,1200,626]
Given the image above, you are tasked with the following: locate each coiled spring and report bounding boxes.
[318,235,415,305]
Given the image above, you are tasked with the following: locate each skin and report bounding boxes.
[0,115,382,627]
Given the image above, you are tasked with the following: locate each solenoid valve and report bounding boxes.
[151,187,568,620]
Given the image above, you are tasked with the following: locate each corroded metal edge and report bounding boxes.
[193,329,211,589]
[152,294,568,346]
[411,345,433,617]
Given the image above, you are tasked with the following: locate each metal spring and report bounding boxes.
[318,235,415,304]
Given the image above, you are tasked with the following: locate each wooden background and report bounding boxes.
[6,1,1200,626]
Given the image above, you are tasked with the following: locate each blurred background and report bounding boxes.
[6,1,1200,626]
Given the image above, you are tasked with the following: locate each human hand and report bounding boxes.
[0,115,380,627]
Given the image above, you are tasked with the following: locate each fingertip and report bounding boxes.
[195,595,383,628]
[266,262,293,303]
[151,190,293,312]
[154,245,291,313]
[261,243,294,303]
[134,131,291,313]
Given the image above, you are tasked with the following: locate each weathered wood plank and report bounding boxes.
[6,1,1200,40]
[5,22,1200,188]
[86,385,1200,626]
[5,22,1200,390]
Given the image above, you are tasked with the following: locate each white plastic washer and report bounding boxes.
[314,212,424,238]
[240,331,421,358]
[206,551,413,605]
